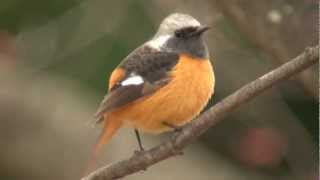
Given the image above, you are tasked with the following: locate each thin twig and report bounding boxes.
[82,46,319,180]
[214,0,318,97]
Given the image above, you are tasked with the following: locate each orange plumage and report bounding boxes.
[106,54,214,133]
[108,68,125,90]
[86,55,214,174]
[85,13,215,176]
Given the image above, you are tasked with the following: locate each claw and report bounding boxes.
[163,122,182,132]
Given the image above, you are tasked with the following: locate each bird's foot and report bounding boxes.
[134,147,145,156]
[162,122,182,132]
[133,148,148,171]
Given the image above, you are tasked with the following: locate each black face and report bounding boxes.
[174,26,199,38]
[163,26,210,58]
[174,26,210,39]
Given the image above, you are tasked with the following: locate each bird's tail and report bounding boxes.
[84,115,122,176]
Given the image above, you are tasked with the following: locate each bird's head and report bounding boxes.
[148,13,210,58]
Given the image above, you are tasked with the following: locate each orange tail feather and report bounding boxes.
[84,117,122,176]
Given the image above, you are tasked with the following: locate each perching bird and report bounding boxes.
[88,13,215,171]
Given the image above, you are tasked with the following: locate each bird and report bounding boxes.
[88,13,215,171]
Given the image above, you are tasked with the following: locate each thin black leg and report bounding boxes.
[134,129,144,151]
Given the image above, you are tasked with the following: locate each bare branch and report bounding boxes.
[214,0,318,97]
[82,46,319,180]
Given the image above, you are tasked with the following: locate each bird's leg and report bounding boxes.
[134,129,145,153]
[162,122,182,132]
[133,129,148,171]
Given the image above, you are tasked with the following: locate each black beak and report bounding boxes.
[178,25,211,38]
[195,25,210,35]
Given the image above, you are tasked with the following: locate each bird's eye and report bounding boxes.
[174,27,198,38]
[174,29,184,38]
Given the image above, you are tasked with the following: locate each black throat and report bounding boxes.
[162,36,209,59]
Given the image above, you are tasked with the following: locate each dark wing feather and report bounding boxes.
[94,84,143,122]
[94,46,179,123]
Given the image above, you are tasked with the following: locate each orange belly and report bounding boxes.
[109,54,215,133]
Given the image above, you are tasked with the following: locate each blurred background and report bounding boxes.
[0,0,318,180]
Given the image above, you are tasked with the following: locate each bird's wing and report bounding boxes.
[94,46,179,123]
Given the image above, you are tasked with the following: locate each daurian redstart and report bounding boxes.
[89,13,215,170]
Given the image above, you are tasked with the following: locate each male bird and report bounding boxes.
[90,13,215,169]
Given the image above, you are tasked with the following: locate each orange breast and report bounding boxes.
[109,54,215,133]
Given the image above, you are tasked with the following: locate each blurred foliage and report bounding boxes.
[0,0,83,32]
[47,1,155,92]
[6,0,155,93]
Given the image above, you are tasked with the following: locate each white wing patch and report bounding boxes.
[121,74,144,86]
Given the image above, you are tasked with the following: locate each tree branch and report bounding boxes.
[214,0,318,97]
[82,46,319,180]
